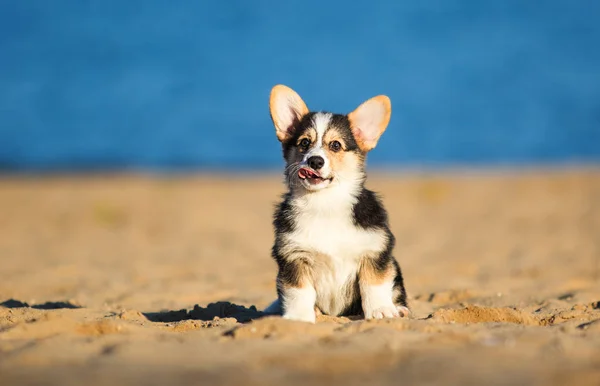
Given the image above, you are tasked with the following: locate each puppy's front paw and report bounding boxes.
[396,305,410,318]
[280,286,317,323]
[282,310,316,323]
[365,304,410,319]
[366,304,400,320]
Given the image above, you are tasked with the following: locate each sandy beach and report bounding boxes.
[1,168,599,385]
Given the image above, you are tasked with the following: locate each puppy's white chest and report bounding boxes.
[288,214,385,260]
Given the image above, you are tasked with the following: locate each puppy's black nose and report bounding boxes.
[307,156,325,170]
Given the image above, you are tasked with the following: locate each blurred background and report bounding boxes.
[1,0,599,172]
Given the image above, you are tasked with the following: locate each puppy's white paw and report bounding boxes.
[280,286,317,323]
[367,304,400,320]
[282,309,316,323]
[362,282,409,320]
[396,305,410,318]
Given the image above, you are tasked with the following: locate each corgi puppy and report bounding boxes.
[264,85,409,323]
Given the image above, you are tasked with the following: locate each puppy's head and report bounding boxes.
[269,84,391,192]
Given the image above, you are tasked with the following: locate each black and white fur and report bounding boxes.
[264,85,409,323]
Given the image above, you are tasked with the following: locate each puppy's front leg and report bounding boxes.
[359,258,402,320]
[277,258,316,323]
[281,285,316,323]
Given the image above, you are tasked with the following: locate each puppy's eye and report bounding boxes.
[329,141,342,152]
[299,138,310,148]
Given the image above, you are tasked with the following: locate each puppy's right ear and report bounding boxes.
[269,85,309,142]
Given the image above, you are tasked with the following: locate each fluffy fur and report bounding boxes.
[264,85,409,323]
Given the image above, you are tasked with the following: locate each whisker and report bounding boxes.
[284,162,302,189]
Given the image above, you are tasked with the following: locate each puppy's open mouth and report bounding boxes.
[298,168,332,185]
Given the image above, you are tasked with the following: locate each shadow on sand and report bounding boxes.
[0,298,269,324]
[143,301,268,324]
[0,299,82,310]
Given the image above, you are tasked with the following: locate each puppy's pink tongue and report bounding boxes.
[299,168,320,180]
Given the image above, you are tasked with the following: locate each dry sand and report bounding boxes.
[1,168,599,385]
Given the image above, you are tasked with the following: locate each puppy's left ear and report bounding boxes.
[348,95,391,152]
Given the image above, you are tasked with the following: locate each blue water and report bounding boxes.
[1,1,599,171]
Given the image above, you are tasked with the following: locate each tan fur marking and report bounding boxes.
[297,128,317,148]
[359,259,395,286]
[322,129,363,179]
[285,129,316,164]
[277,260,313,289]
[322,129,346,148]
[322,130,346,164]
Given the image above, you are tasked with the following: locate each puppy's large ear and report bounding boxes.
[269,85,309,142]
[347,95,391,152]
